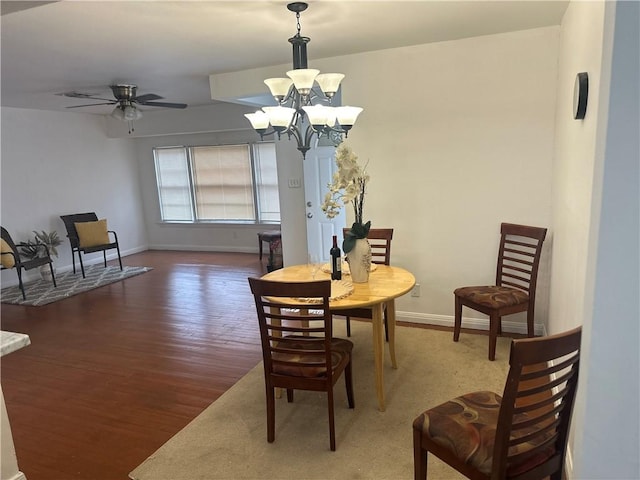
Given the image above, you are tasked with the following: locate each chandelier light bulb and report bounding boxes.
[302,105,329,128]
[244,111,270,131]
[335,106,363,129]
[262,106,295,130]
[315,73,345,98]
[264,78,294,103]
[286,69,319,96]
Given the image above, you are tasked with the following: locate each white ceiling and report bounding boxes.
[1,0,569,115]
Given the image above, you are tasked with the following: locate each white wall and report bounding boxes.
[212,27,560,334]
[549,1,607,337]
[565,1,640,478]
[0,107,147,286]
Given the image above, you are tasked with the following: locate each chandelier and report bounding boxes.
[244,2,363,158]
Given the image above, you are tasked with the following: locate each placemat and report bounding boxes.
[321,261,377,275]
[295,280,354,303]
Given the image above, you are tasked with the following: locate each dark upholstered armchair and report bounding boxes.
[60,212,122,278]
[1,226,57,299]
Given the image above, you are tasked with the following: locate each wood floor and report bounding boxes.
[1,250,503,480]
[1,251,266,480]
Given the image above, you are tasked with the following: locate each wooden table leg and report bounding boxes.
[386,299,398,369]
[371,303,386,411]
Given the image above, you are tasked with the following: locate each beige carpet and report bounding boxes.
[130,321,512,480]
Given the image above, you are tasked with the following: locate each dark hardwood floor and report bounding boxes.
[1,251,266,480]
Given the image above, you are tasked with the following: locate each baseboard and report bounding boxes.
[149,244,256,254]
[396,311,545,336]
[565,445,574,479]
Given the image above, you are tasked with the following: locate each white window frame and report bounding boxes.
[153,142,280,225]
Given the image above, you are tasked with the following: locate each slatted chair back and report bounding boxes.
[248,277,354,451]
[492,326,582,479]
[496,223,547,299]
[343,228,393,265]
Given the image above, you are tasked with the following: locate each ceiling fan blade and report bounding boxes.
[57,92,115,102]
[66,102,116,108]
[135,93,163,103]
[141,101,187,109]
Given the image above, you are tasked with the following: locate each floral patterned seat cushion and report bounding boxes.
[272,336,353,377]
[414,391,555,476]
[454,286,529,309]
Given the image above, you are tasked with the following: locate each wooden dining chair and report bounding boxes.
[337,228,394,339]
[248,277,355,451]
[413,326,582,480]
[454,223,547,360]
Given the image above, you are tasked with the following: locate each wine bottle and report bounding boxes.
[330,235,342,280]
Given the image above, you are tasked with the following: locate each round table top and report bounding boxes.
[261,264,416,310]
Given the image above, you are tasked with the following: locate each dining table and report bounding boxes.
[261,263,416,411]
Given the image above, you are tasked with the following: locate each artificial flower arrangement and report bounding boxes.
[320,144,370,253]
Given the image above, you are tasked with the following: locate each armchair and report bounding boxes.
[60,213,122,278]
[1,226,57,300]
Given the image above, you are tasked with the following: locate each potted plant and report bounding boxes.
[20,230,62,280]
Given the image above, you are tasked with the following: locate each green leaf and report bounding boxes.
[342,235,356,253]
[343,221,372,253]
[349,221,371,239]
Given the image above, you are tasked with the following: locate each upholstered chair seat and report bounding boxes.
[413,391,555,477]
[454,286,529,310]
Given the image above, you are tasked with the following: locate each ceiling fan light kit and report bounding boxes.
[244,2,363,158]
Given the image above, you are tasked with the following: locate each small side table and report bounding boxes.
[257,230,282,261]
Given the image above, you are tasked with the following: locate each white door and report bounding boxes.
[303,145,345,263]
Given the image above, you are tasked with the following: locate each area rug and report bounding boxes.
[1,265,152,306]
[130,321,512,480]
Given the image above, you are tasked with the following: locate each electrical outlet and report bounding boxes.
[411,283,421,297]
[288,178,302,188]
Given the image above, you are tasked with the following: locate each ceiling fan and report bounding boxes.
[58,84,187,133]
[60,84,187,110]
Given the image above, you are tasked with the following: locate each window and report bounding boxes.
[154,143,280,223]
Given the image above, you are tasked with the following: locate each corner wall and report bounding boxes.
[558,1,640,478]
